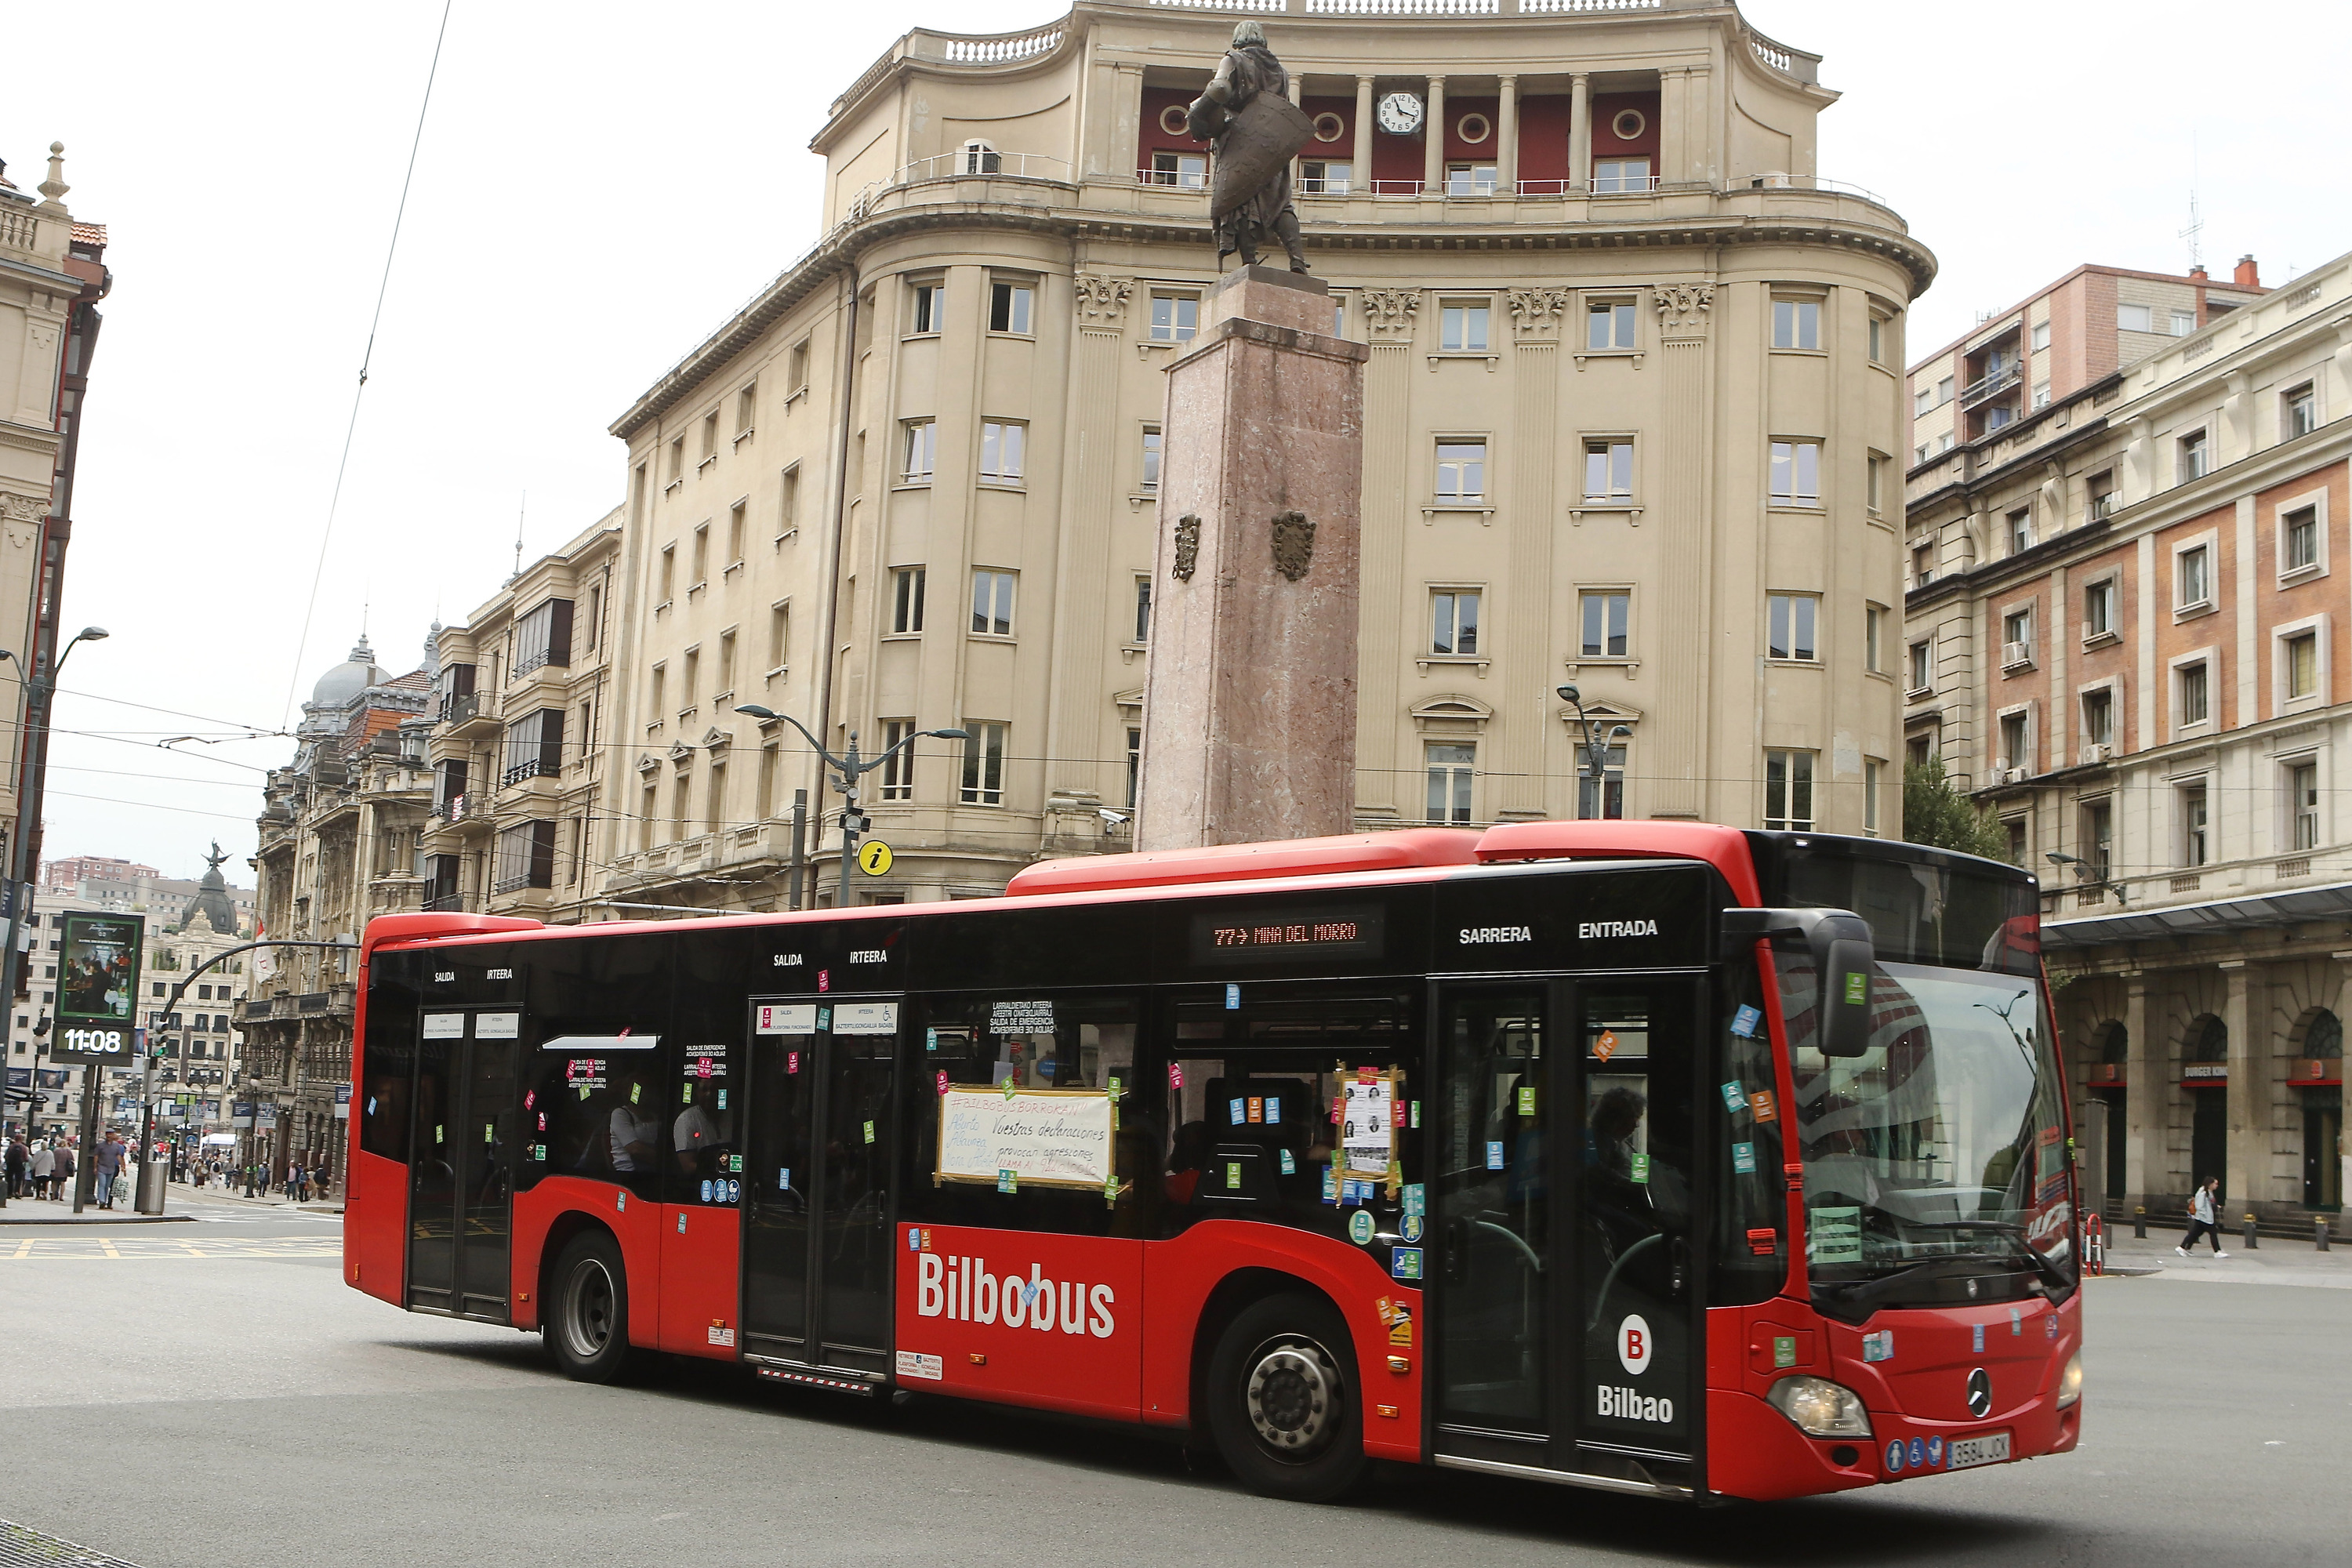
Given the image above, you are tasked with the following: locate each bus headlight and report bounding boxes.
[1766,1374,1874,1439]
[2056,1350,2082,1410]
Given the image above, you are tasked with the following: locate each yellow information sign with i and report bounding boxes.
[858,840,895,877]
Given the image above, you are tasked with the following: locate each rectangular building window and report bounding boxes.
[1577,744,1626,822]
[702,411,720,462]
[757,743,779,821]
[988,281,1033,335]
[1425,743,1475,825]
[1431,590,1481,656]
[2285,383,2318,440]
[492,819,557,893]
[1998,710,2028,771]
[2083,799,2113,877]
[648,663,666,724]
[1766,593,1819,661]
[970,569,1016,637]
[2082,688,2114,746]
[681,648,700,710]
[716,629,737,696]
[502,707,565,785]
[2170,310,2196,337]
[736,383,757,436]
[879,719,914,802]
[768,602,790,669]
[1865,604,1887,673]
[1592,157,1650,192]
[980,420,1025,483]
[2285,630,2319,699]
[2002,607,2033,664]
[891,567,926,634]
[1864,758,1882,837]
[2178,660,2210,726]
[2031,320,2051,352]
[1587,299,1635,350]
[1439,301,1490,352]
[1436,440,1486,501]
[1771,298,1820,350]
[1444,162,1498,197]
[960,722,1007,805]
[2284,505,2318,572]
[1141,426,1161,490]
[2178,543,2212,608]
[2292,760,2320,850]
[1769,440,1820,504]
[1133,576,1152,644]
[2180,781,2209,866]
[902,420,936,482]
[1150,292,1199,342]
[1299,158,1351,194]
[513,598,574,677]
[1126,728,1142,808]
[911,282,945,334]
[1580,590,1629,659]
[728,502,746,565]
[668,435,684,483]
[780,464,801,532]
[659,545,676,602]
[2085,578,2116,637]
[2008,508,2033,554]
[1763,750,1815,831]
[2179,429,2209,482]
[2088,470,2117,519]
[1867,452,1887,513]
[2032,381,2051,411]
[1583,439,1633,500]
[691,523,710,585]
[1149,151,1207,189]
[1867,315,1886,365]
[2118,303,2152,332]
[1907,639,1932,692]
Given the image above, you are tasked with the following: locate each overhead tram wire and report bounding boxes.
[278,0,456,731]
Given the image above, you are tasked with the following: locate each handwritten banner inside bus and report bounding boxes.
[937,1086,1114,1190]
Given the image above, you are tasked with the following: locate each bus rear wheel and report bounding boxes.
[547,1232,634,1384]
[1205,1293,1368,1502]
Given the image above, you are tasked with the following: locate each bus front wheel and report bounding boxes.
[547,1231,635,1383]
[1205,1293,1369,1502]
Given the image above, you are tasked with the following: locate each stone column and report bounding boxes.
[1423,78,1446,193]
[1045,274,1135,807]
[1502,289,1565,815]
[1137,268,1368,850]
[1567,73,1592,191]
[1647,283,1715,818]
[2222,960,2260,1212]
[1352,76,1374,194]
[1356,290,1419,818]
[2124,973,2154,1207]
[1659,67,1685,187]
[1496,74,1519,190]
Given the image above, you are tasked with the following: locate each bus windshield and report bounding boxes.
[1791,961,2076,1305]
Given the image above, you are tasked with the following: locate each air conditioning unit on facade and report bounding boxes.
[2002,767,2027,784]
[2080,742,2114,765]
[2003,641,2032,666]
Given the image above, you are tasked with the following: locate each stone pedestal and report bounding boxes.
[1136,267,1367,851]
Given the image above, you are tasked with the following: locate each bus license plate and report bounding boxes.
[1947,1432,2011,1470]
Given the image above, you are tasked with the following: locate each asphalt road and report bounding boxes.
[0,1192,2342,1568]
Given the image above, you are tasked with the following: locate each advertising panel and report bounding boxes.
[52,913,145,1065]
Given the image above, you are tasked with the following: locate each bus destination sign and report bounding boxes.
[1189,905,1383,966]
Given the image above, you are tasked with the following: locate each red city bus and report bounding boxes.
[343,822,2082,1504]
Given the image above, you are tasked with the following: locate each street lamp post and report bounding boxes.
[733,706,967,909]
[2047,851,2129,907]
[0,626,107,1210]
[1556,684,1632,818]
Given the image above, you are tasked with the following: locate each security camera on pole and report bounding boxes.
[733,706,966,907]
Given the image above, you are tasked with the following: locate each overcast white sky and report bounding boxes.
[5,1,2339,883]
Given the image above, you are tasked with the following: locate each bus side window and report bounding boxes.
[899,993,1145,1239]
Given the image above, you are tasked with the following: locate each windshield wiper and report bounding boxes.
[1904,1220,2072,1290]
[1815,1253,2031,1308]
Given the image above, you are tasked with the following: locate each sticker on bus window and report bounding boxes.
[727,1155,742,1173]
[1265,1096,1278,1123]
[1973,1324,1986,1353]
[717,1089,728,1109]
[1169,1063,1184,1090]
[1750,1090,1777,1122]
[778,1167,790,1192]
[788,1051,800,1074]
[908,1229,921,1252]
[1732,1142,1757,1174]
[2010,1308,2022,1336]
[1226,1162,1243,1190]
[681,1084,693,1105]
[1486,1141,1505,1171]
[1348,1210,1375,1245]
[1773,1335,1796,1369]
[1403,1183,1425,1217]
[1721,1080,1748,1114]
[1390,1247,1423,1281]
[532,1144,546,1163]
[629,1084,641,1105]
[1862,1330,1894,1363]
[1629,1152,1650,1184]
[1230,1098,1246,1125]
[863,1120,876,1144]
[1410,1101,1421,1129]
[936,1069,949,1096]
[1731,1004,1762,1038]
[997,1168,1017,1193]
[1323,1167,1338,1203]
[701,1180,713,1202]
[1516,1085,1536,1117]
[1593,1029,1619,1062]
[1403,1215,1424,1243]
[1225,983,1240,1010]
[1247,1097,1262,1123]
[1280,1149,1296,1174]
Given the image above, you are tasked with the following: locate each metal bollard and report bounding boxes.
[2242,1213,2259,1250]
[2134,1205,2147,1240]
[2318,1218,2330,1252]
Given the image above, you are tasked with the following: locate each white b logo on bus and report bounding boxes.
[1617,1314,1652,1375]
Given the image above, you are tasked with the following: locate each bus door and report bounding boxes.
[1432,978,1699,1486]
[407,1006,521,1320]
[742,997,901,1374]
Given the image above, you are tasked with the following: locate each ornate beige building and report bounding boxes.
[421,514,622,921]
[594,0,1931,909]
[1902,245,2352,1226]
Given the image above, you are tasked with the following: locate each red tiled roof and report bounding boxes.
[71,221,105,246]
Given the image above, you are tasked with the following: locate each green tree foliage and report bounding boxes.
[1902,759,2012,861]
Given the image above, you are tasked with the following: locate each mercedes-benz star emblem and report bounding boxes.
[1965,1367,1993,1419]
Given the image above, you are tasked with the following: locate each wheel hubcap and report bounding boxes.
[1245,1335,1341,1461]
[564,1258,615,1359]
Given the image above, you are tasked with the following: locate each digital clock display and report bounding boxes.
[1189,905,1384,965]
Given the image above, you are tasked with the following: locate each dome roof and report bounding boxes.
[310,636,388,708]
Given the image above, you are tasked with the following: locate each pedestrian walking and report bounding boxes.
[94,1129,127,1210]
[51,1140,74,1202]
[5,1134,24,1198]
[27,1139,50,1199]
[2178,1175,2230,1258]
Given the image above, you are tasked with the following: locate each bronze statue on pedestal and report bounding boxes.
[1185,22,1314,274]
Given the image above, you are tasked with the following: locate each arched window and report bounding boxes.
[2187,1016,2227,1063]
[2307,1010,2343,1060]
[2099,1022,2129,1062]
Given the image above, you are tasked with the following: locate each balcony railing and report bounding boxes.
[899,150,1072,186]
[1960,362,2023,408]
[502,759,561,789]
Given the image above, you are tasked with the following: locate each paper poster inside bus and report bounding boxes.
[936,1085,1113,1189]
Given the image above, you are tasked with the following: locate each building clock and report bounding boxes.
[1375,91,1425,136]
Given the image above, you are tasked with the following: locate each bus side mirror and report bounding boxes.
[1818,927,1875,1058]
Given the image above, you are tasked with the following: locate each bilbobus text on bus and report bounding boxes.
[343,821,2080,1504]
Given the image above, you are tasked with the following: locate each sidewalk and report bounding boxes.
[0,1204,192,1225]
[2093,1224,2352,1290]
[176,1185,343,1216]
